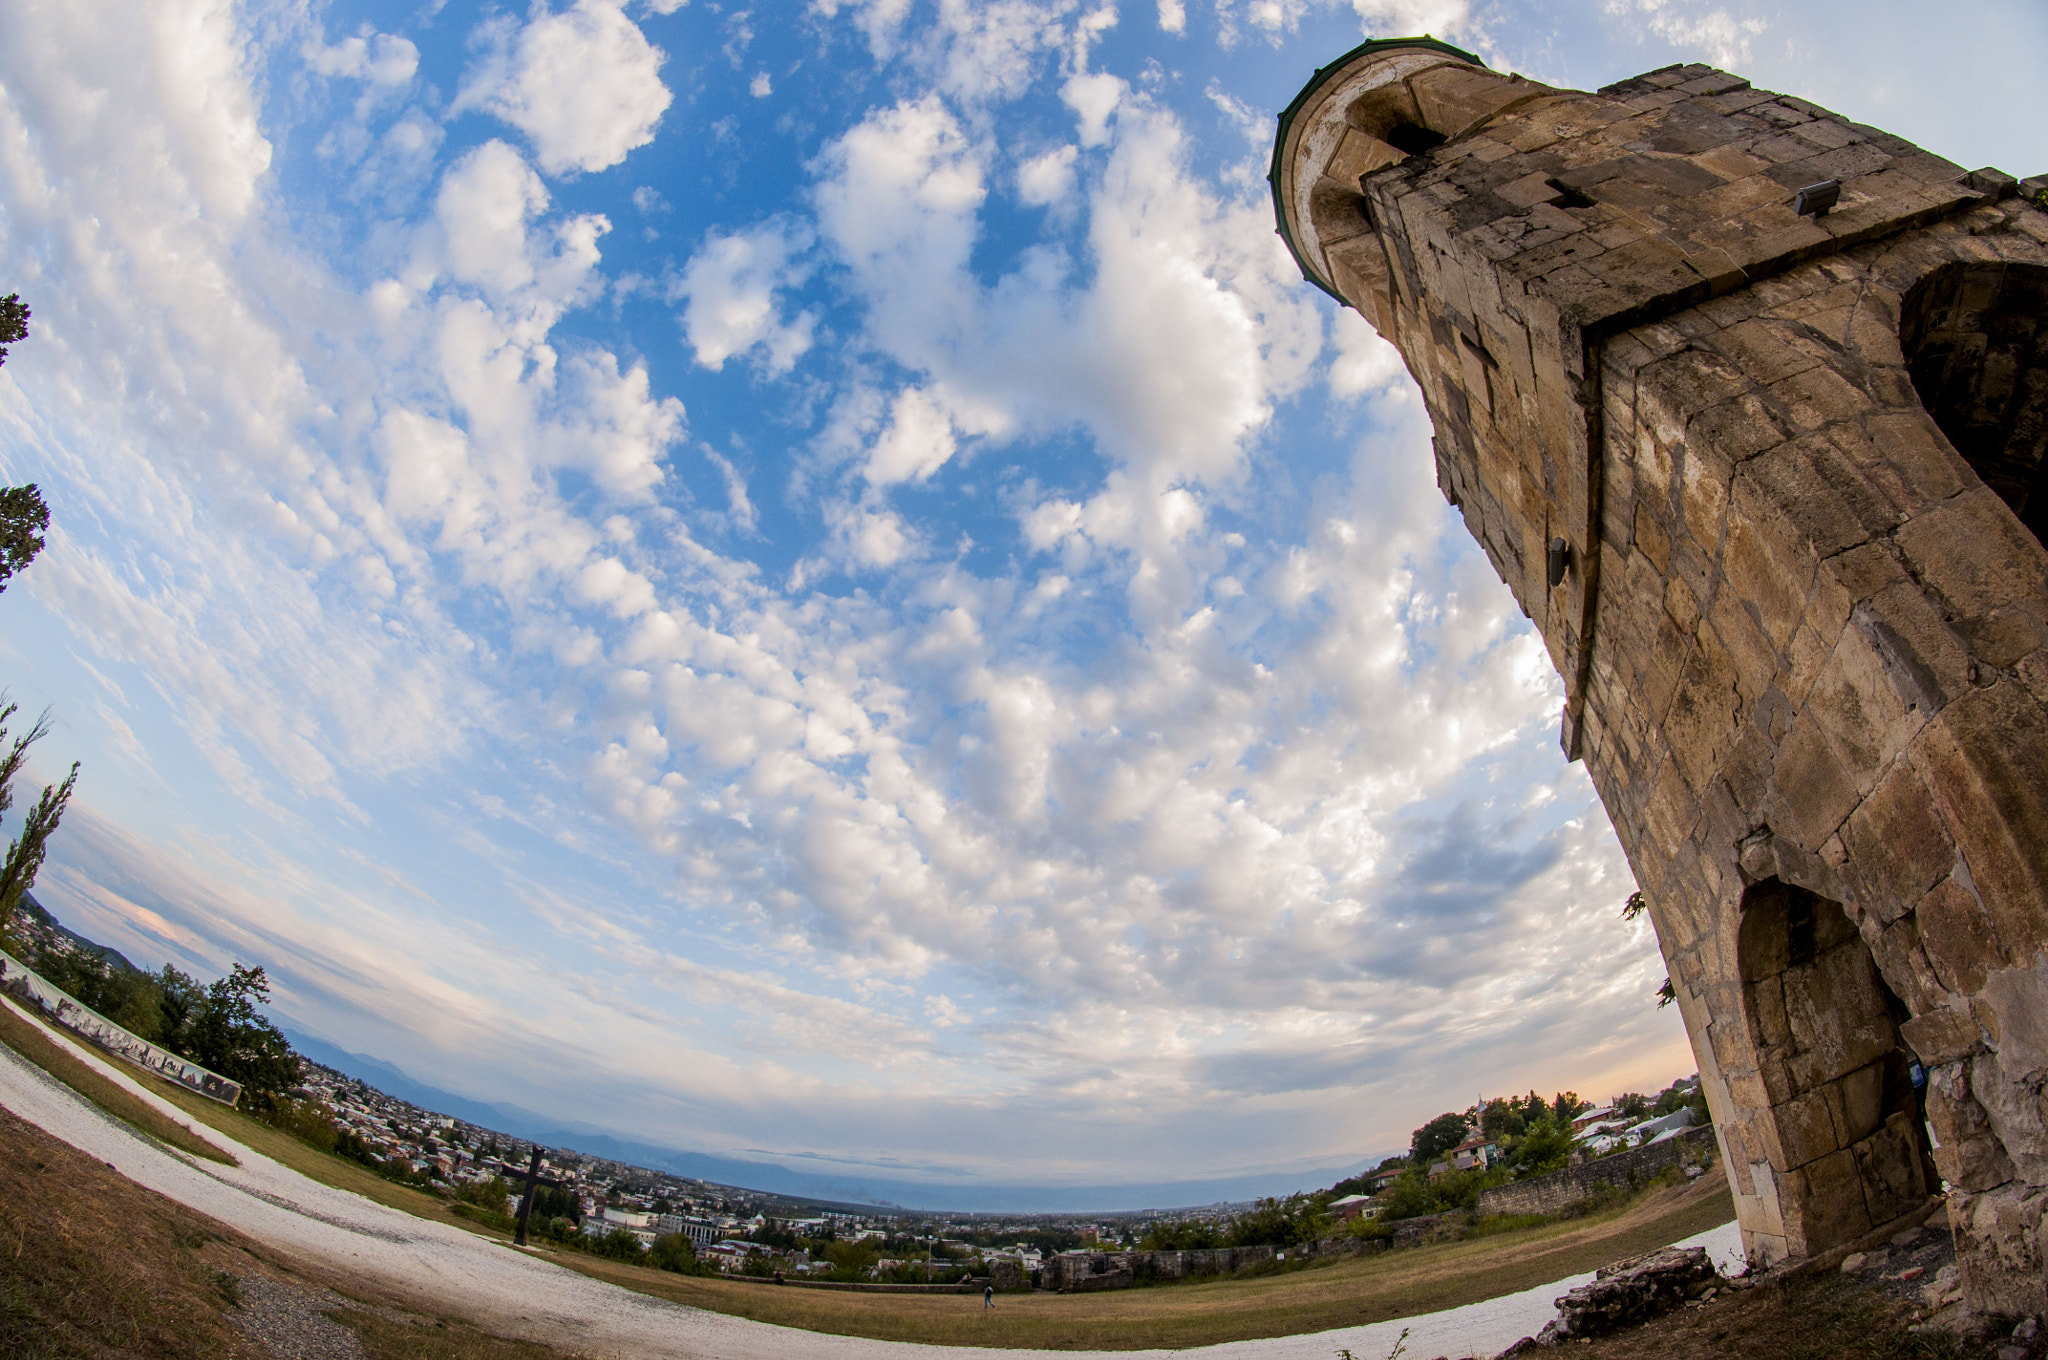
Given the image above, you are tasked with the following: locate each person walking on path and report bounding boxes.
[983,1282,994,1311]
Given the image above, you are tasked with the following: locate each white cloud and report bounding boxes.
[863,387,958,486]
[303,30,420,85]
[1158,0,1188,34]
[750,70,773,97]
[466,0,673,176]
[1062,70,1125,147]
[1604,0,1766,69]
[1328,308,1409,400]
[1213,0,1473,48]
[1017,144,1080,207]
[673,220,818,374]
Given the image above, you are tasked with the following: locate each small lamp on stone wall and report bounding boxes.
[1547,537,1571,588]
[1794,179,1841,218]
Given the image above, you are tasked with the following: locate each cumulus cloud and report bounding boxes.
[863,388,958,486]
[673,220,817,374]
[303,30,419,85]
[1603,0,1766,69]
[1328,308,1409,399]
[466,0,673,175]
[1016,144,1079,206]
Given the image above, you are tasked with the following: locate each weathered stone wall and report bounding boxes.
[1274,39,2048,1315]
[1475,1126,1716,1218]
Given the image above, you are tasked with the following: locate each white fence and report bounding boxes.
[0,951,242,1106]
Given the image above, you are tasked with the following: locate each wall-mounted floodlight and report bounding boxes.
[1794,179,1841,218]
[1547,537,1571,588]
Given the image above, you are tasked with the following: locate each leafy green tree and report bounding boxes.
[1511,1115,1575,1174]
[591,1228,644,1261]
[0,485,49,597]
[1224,1194,1326,1248]
[647,1233,703,1274]
[0,296,49,593]
[1550,1091,1589,1123]
[1139,1219,1223,1250]
[0,293,27,367]
[453,1175,514,1211]
[823,1238,879,1281]
[1614,1092,1650,1122]
[154,965,203,1048]
[184,963,300,1114]
[531,1184,581,1223]
[1479,1098,1526,1141]
[0,704,75,935]
[1409,1111,1473,1166]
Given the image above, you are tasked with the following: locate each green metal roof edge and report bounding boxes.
[1267,35,1485,303]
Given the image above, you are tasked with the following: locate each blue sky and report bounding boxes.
[0,0,2039,1209]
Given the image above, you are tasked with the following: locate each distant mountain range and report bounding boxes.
[16,894,1390,1213]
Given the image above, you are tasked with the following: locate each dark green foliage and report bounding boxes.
[453,1174,513,1211]
[1136,1194,1329,1250]
[530,1183,580,1222]
[822,1238,880,1281]
[0,294,26,366]
[0,486,48,597]
[587,1227,645,1261]
[647,1232,707,1274]
[0,704,73,933]
[1138,1219,1224,1250]
[182,963,300,1114]
[1224,1194,1328,1247]
[1615,1091,1651,1121]
[1372,1164,1508,1222]
[1409,1110,1472,1165]
[1551,1090,1588,1122]
[1507,1113,1574,1174]
[1479,1097,1526,1141]
[0,294,48,595]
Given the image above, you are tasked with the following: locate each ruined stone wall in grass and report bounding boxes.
[1474,1127,1717,1218]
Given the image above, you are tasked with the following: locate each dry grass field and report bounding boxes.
[542,1175,1737,1350]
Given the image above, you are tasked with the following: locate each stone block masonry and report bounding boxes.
[1039,1235,1383,1292]
[1475,1127,1717,1218]
[1275,37,2048,1315]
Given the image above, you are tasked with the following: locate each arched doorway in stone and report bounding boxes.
[1735,878,1937,1258]
[1900,261,2048,548]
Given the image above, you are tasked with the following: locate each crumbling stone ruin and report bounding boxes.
[1535,1245,1723,1344]
[1272,39,2048,1314]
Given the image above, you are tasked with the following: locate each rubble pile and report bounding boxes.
[1532,1246,1721,1345]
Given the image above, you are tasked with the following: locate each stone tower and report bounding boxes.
[1273,39,2048,1310]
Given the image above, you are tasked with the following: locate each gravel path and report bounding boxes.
[228,1274,368,1360]
[0,998,1742,1360]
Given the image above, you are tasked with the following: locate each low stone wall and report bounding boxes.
[1040,1234,1384,1292]
[1390,1210,1468,1248]
[1474,1127,1716,1219]
[0,951,242,1105]
[731,1276,987,1293]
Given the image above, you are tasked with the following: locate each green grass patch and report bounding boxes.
[0,997,237,1166]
